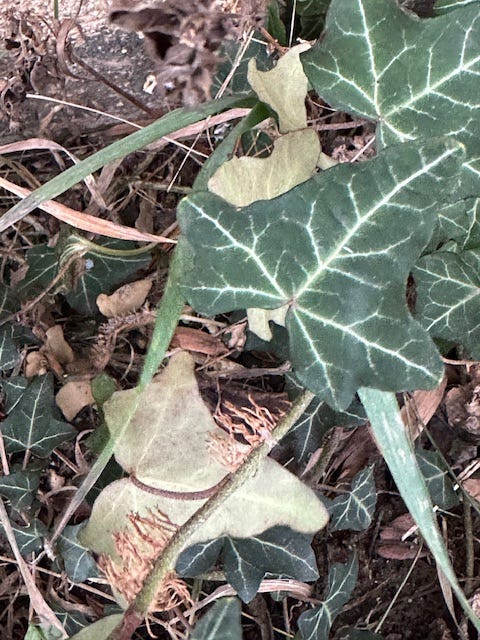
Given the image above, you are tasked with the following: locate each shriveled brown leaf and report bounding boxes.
[45,325,74,365]
[170,326,228,356]
[25,351,48,378]
[402,377,447,440]
[56,379,95,421]
[96,279,153,318]
[462,477,480,502]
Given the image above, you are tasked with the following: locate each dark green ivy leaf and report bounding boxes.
[0,468,41,512]
[0,374,76,457]
[57,523,99,583]
[191,597,242,640]
[223,527,318,602]
[329,465,377,532]
[284,376,365,464]
[298,555,359,640]
[414,249,480,359]
[3,518,48,556]
[177,527,318,603]
[302,0,480,197]
[416,448,459,509]
[178,139,463,409]
[176,538,224,577]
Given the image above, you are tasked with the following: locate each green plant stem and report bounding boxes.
[139,261,186,390]
[108,389,315,640]
[359,387,480,632]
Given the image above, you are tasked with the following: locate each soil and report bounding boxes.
[0,2,479,640]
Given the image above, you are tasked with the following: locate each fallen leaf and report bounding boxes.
[96,279,152,317]
[56,380,95,422]
[171,326,228,356]
[45,325,74,365]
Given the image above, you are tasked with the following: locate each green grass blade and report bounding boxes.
[0,95,255,232]
[359,387,480,631]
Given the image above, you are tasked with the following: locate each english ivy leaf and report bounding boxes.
[0,284,17,319]
[223,527,318,602]
[2,376,29,411]
[212,37,271,96]
[248,44,311,133]
[64,240,151,315]
[51,606,90,637]
[416,448,459,509]
[302,0,480,197]
[191,597,242,640]
[284,377,365,464]
[6,518,48,556]
[0,374,76,457]
[329,466,377,532]
[178,139,463,409]
[0,469,41,511]
[295,0,331,40]
[208,130,320,206]
[80,353,328,559]
[18,245,57,299]
[0,325,19,372]
[57,523,99,583]
[414,249,480,358]
[435,0,479,14]
[178,527,319,603]
[176,538,224,576]
[18,241,151,316]
[298,555,359,640]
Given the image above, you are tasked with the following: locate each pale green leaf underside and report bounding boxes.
[302,0,480,196]
[105,352,225,493]
[80,457,329,559]
[208,130,320,207]
[178,139,463,409]
[248,43,311,133]
[414,249,480,358]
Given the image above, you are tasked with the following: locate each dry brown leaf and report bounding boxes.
[170,326,228,356]
[96,279,153,317]
[56,379,95,421]
[25,351,48,377]
[461,477,480,502]
[45,325,74,365]
[402,376,447,440]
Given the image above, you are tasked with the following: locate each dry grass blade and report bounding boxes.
[0,177,175,243]
[0,137,106,208]
[0,498,66,637]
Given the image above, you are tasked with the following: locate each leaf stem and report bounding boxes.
[109,389,315,640]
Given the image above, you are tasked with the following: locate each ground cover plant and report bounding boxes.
[1,0,480,638]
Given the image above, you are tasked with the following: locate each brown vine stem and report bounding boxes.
[108,388,315,640]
